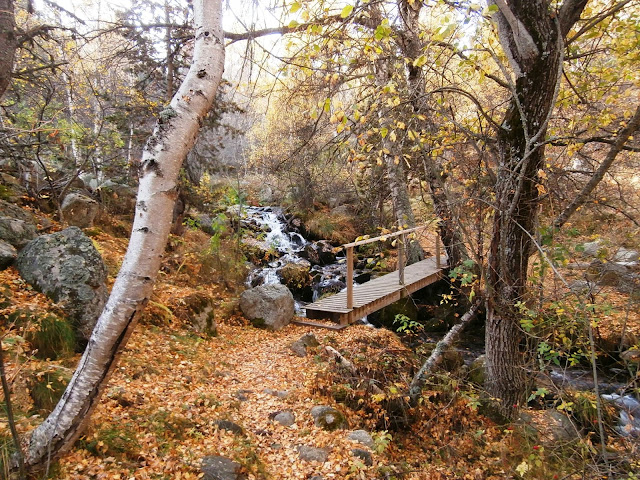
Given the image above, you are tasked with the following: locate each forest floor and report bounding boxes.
[2,212,640,479]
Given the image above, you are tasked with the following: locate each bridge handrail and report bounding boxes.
[342,224,442,310]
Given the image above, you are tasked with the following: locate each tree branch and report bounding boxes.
[553,104,640,229]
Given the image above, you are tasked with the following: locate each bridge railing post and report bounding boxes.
[398,233,405,285]
[435,234,441,269]
[347,246,354,309]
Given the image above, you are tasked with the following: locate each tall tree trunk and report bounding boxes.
[486,0,587,417]
[398,0,467,267]
[26,0,225,468]
[0,0,16,98]
[374,54,423,264]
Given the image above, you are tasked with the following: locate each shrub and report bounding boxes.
[29,366,72,415]
[25,314,76,360]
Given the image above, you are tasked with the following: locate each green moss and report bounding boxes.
[29,367,71,415]
[25,315,76,360]
[78,423,140,458]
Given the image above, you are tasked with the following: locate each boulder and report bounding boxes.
[279,261,312,294]
[614,247,639,264]
[0,240,17,269]
[518,410,580,443]
[0,217,37,248]
[272,410,296,427]
[212,419,244,435]
[61,193,99,228]
[15,227,108,343]
[347,430,374,449]
[586,259,638,289]
[581,239,605,258]
[468,355,486,385]
[0,173,27,203]
[289,333,319,357]
[310,405,347,431]
[97,180,137,214]
[201,455,247,480]
[297,445,330,463]
[352,448,373,466]
[0,199,37,224]
[301,241,337,266]
[239,284,294,331]
[181,292,217,336]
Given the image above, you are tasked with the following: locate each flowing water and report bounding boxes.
[240,206,639,436]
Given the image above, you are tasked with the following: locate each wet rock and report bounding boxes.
[289,333,320,357]
[212,419,244,435]
[272,410,295,427]
[297,445,330,463]
[279,261,312,295]
[201,455,247,480]
[239,284,294,331]
[16,227,108,344]
[352,448,373,466]
[310,405,347,431]
[0,240,17,269]
[61,193,99,228]
[301,241,337,266]
[347,430,374,449]
[0,217,37,248]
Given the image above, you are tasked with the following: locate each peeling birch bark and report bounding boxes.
[26,0,225,468]
[409,301,480,406]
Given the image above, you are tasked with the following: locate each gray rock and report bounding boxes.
[201,455,246,480]
[289,333,320,357]
[614,247,639,264]
[586,259,638,288]
[308,476,324,480]
[0,200,36,224]
[273,410,295,427]
[310,405,347,431]
[297,445,330,463]
[212,419,244,435]
[468,355,486,385]
[582,240,605,257]
[61,193,99,228]
[352,448,373,466]
[0,240,17,269]
[182,292,217,336]
[15,227,108,343]
[519,410,580,443]
[239,284,294,331]
[263,388,290,399]
[347,430,374,449]
[301,241,337,266]
[568,280,597,294]
[0,217,37,248]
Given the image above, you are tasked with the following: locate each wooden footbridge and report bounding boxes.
[296,226,447,329]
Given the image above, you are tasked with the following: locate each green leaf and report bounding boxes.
[413,55,427,68]
[290,2,302,13]
[288,20,299,28]
[340,5,354,18]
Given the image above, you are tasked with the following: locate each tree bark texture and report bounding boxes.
[397,0,468,267]
[486,0,587,417]
[0,0,16,98]
[26,0,225,468]
[409,301,480,406]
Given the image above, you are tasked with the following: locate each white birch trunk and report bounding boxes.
[26,0,225,468]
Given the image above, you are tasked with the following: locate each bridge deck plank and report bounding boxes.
[304,257,446,324]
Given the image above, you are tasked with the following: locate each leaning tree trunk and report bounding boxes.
[26,0,225,468]
[0,0,16,98]
[486,0,587,418]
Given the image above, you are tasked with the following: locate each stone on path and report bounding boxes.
[201,455,246,480]
[310,405,347,431]
[239,283,294,331]
[297,445,330,463]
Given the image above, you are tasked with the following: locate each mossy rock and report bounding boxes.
[181,292,217,336]
[29,366,72,415]
[310,405,348,431]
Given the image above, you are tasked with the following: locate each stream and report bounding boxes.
[239,206,640,438]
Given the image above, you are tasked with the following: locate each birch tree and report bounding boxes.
[26,0,225,468]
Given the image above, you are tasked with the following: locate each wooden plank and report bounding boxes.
[291,319,349,330]
[304,256,448,324]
